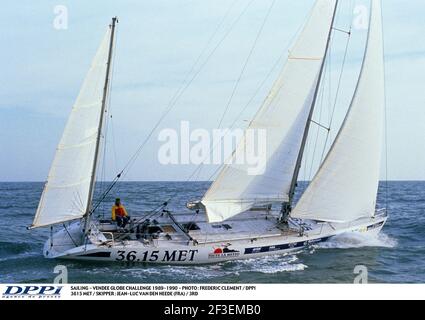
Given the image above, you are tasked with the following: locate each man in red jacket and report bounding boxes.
[111,198,130,228]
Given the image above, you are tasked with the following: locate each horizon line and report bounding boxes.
[1,179,424,183]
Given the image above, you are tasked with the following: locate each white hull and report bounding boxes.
[43,210,387,265]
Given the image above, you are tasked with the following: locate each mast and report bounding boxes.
[291,0,385,223]
[201,1,339,223]
[83,17,118,233]
[285,1,339,212]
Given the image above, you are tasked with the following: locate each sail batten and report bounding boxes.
[72,101,102,109]
[31,27,112,228]
[292,0,385,223]
[202,0,338,223]
[57,139,97,150]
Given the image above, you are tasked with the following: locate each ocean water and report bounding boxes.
[0,181,423,284]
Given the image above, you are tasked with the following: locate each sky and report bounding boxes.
[0,0,424,182]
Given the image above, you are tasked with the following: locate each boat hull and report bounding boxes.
[43,214,387,265]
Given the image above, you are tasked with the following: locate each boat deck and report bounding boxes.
[187,214,299,243]
[96,210,302,245]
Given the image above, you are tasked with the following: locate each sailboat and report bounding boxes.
[31,0,388,265]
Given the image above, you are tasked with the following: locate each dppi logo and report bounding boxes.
[3,286,62,298]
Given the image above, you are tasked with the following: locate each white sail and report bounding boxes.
[31,28,112,228]
[292,0,385,223]
[202,0,337,223]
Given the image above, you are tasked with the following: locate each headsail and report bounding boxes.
[31,26,113,228]
[202,0,338,223]
[292,0,385,223]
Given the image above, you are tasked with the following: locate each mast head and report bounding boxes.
[110,16,118,28]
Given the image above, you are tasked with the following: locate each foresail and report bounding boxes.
[292,0,385,223]
[202,0,338,223]
[31,28,111,228]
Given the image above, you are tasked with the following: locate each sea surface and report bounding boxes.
[0,181,423,284]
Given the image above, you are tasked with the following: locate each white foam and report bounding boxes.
[316,232,397,249]
[64,233,397,281]
[256,262,307,274]
[81,233,398,280]
[116,252,308,279]
[223,253,307,274]
[122,265,229,280]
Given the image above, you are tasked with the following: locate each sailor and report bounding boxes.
[112,198,130,228]
[280,202,291,225]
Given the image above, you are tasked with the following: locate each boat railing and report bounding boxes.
[196,231,288,245]
[312,208,388,234]
[376,208,387,217]
[304,222,327,237]
[101,232,115,245]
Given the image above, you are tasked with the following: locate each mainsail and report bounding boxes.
[31,26,113,228]
[292,0,385,223]
[202,0,338,223]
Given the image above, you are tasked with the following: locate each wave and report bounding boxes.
[316,232,397,249]
[0,251,41,263]
[80,252,308,281]
[226,253,307,274]
[0,241,34,255]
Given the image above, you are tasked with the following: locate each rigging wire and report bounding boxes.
[118,0,257,181]
[165,0,239,114]
[160,0,237,183]
[307,57,329,180]
[195,0,276,181]
[199,0,313,183]
[106,26,124,203]
[319,25,352,164]
[305,44,332,182]
[90,0,253,212]
[381,2,389,212]
[217,0,276,129]
[97,0,319,210]
[118,0,284,215]
[303,0,354,183]
[188,46,288,184]
[108,26,121,177]
[203,49,287,183]
[95,1,357,221]
[63,223,78,247]
[317,0,355,165]
[94,25,119,218]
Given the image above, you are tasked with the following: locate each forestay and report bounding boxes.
[292,0,385,223]
[31,28,111,228]
[202,0,338,223]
